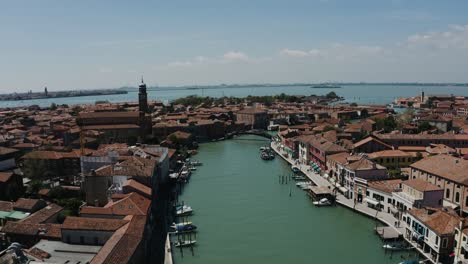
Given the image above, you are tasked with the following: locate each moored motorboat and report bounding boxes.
[383,244,411,251]
[292,176,306,180]
[190,160,202,166]
[175,205,193,216]
[296,181,312,188]
[291,165,300,173]
[174,240,197,247]
[170,222,198,233]
[313,198,332,206]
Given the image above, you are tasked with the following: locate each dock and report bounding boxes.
[375,226,401,240]
[270,141,436,264]
[164,234,173,264]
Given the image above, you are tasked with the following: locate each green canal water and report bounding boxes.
[173,135,418,264]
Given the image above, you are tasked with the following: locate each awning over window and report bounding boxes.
[364,198,380,206]
[339,187,348,193]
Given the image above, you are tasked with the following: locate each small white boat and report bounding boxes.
[383,244,411,251]
[291,166,301,173]
[180,170,191,177]
[295,181,311,187]
[175,205,193,216]
[170,222,197,233]
[174,240,197,247]
[292,176,306,180]
[171,221,193,229]
[313,198,332,206]
[190,161,202,166]
[189,167,197,171]
[169,173,179,179]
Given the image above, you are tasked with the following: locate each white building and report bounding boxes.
[403,208,460,264]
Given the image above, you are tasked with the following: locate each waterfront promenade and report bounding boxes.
[270,141,436,264]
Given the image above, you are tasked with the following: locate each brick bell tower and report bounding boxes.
[139,76,148,113]
[138,77,150,142]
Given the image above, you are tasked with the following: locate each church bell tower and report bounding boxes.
[138,77,148,113]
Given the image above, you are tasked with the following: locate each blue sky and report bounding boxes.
[1,0,468,92]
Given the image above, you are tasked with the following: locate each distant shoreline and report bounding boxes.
[0,90,127,102]
[2,82,468,97]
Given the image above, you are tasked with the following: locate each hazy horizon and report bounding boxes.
[2,0,468,92]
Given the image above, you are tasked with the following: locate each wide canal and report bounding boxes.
[173,135,419,264]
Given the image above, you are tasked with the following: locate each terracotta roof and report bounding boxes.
[82,124,140,130]
[353,136,392,149]
[347,158,386,171]
[327,152,352,165]
[0,172,14,182]
[123,179,151,197]
[425,144,456,155]
[410,154,468,185]
[237,108,267,114]
[90,215,146,264]
[0,201,13,212]
[79,112,139,119]
[408,208,460,236]
[368,179,403,193]
[81,192,150,216]
[21,203,63,224]
[398,146,427,152]
[62,217,128,231]
[1,222,62,239]
[13,198,45,212]
[22,150,81,160]
[376,133,468,140]
[96,157,156,178]
[368,150,412,159]
[403,178,442,192]
[0,146,19,156]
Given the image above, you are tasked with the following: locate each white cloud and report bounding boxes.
[167,61,193,67]
[405,24,468,49]
[280,48,322,58]
[223,51,249,61]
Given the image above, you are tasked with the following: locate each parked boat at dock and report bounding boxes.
[175,205,193,216]
[313,198,332,206]
[382,243,412,251]
[190,160,203,166]
[291,165,300,173]
[170,222,198,233]
[174,240,197,247]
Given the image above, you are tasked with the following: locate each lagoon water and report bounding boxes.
[2,84,468,108]
[172,135,420,264]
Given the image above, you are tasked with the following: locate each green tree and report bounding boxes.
[418,121,432,132]
[22,158,50,180]
[375,116,398,132]
[50,103,57,110]
[325,91,339,99]
[26,180,45,198]
[350,102,358,107]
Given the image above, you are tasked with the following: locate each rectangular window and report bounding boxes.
[435,236,439,245]
[442,238,448,248]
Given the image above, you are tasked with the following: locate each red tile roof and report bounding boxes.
[62,217,128,231]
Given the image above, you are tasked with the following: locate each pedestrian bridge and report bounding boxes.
[231,130,272,139]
